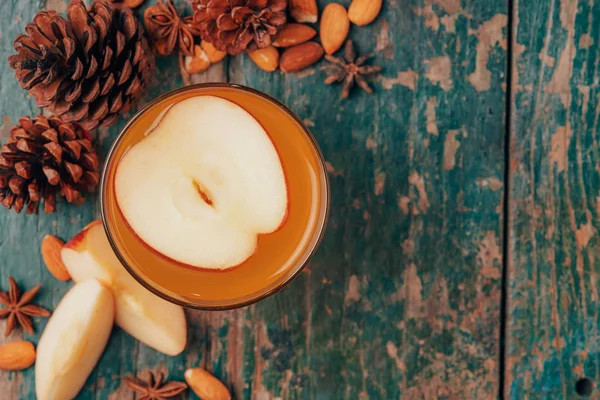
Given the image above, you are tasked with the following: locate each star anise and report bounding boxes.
[144,0,199,56]
[0,276,51,337]
[323,40,382,99]
[124,371,188,400]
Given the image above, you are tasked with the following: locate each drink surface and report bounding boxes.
[102,86,327,306]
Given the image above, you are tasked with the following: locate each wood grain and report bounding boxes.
[507,0,600,398]
[0,0,507,398]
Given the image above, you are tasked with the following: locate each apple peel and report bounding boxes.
[61,221,187,356]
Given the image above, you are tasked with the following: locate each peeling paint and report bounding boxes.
[425,275,456,334]
[579,33,593,49]
[403,264,423,318]
[413,4,439,31]
[0,116,13,142]
[374,171,386,196]
[325,161,344,177]
[425,97,439,135]
[365,136,378,152]
[409,171,430,213]
[468,14,508,92]
[477,177,503,191]
[381,70,419,91]
[412,0,466,32]
[255,386,271,400]
[389,264,424,322]
[386,341,406,371]
[545,0,578,108]
[440,6,471,33]
[0,369,21,400]
[550,124,572,173]
[539,54,556,67]
[512,43,527,91]
[398,195,410,215]
[376,20,394,60]
[423,56,452,91]
[226,310,244,400]
[435,0,461,13]
[46,0,68,12]
[253,321,271,400]
[477,231,502,279]
[440,14,459,33]
[402,239,414,256]
[576,222,595,248]
[443,130,461,170]
[345,275,361,302]
[578,85,590,116]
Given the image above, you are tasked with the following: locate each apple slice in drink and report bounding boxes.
[61,221,186,356]
[36,279,114,400]
[114,95,288,270]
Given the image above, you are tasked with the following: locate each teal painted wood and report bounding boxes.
[0,0,507,398]
[233,1,507,397]
[508,0,600,398]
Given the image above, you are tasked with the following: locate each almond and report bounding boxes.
[289,0,318,23]
[42,235,71,281]
[249,46,280,72]
[348,0,383,26]
[185,368,231,400]
[273,23,317,47]
[320,3,350,55]
[0,341,36,371]
[185,45,211,74]
[280,42,324,73]
[201,41,227,63]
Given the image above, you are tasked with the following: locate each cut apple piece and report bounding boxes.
[61,221,187,356]
[36,279,114,400]
[115,95,288,270]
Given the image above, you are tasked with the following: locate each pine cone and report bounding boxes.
[191,0,287,55]
[8,0,154,130]
[0,115,100,214]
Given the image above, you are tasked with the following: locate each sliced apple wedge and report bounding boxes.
[115,95,288,270]
[61,221,187,356]
[36,279,114,400]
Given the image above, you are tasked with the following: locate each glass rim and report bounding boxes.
[100,82,331,310]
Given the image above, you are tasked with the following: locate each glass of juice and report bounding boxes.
[100,83,329,309]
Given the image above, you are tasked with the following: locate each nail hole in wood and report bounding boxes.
[575,377,594,397]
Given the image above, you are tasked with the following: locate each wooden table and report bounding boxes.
[0,0,598,398]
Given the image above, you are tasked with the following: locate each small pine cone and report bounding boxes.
[191,0,287,55]
[0,115,100,214]
[8,0,154,130]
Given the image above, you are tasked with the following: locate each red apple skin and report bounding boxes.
[63,220,101,251]
[61,222,187,356]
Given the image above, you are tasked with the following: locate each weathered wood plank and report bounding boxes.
[0,0,507,398]
[229,0,508,398]
[508,0,600,398]
[0,1,62,398]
